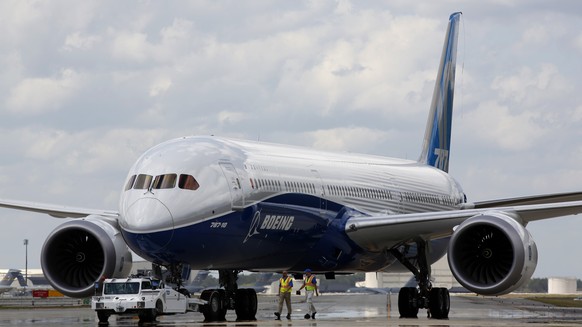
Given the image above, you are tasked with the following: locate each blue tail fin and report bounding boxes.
[418,12,462,172]
[0,269,22,286]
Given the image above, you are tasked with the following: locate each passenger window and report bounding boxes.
[179,174,200,190]
[153,174,177,189]
[134,174,153,190]
[124,175,136,191]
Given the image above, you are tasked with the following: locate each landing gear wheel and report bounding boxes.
[398,287,419,318]
[201,289,226,322]
[235,288,258,321]
[96,311,110,324]
[428,287,450,319]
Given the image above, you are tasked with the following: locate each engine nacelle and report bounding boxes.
[447,212,537,296]
[41,215,132,298]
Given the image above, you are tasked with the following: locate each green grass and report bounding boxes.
[526,296,582,308]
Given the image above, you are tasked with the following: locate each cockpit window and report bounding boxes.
[124,175,136,191]
[134,174,153,190]
[179,174,200,190]
[127,173,198,191]
[153,174,177,189]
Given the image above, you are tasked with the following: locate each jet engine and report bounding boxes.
[41,215,132,298]
[447,212,537,296]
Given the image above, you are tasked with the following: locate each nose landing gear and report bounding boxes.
[159,265,258,322]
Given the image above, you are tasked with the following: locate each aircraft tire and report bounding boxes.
[235,288,258,320]
[247,289,258,320]
[201,289,226,322]
[235,289,250,320]
[398,287,419,318]
[428,288,450,319]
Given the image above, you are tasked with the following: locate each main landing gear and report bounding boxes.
[390,239,450,319]
[200,270,258,322]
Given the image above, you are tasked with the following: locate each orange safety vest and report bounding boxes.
[279,277,293,293]
[305,275,316,291]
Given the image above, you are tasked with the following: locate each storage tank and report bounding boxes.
[548,277,577,294]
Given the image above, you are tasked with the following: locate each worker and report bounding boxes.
[274,271,293,320]
[298,268,318,319]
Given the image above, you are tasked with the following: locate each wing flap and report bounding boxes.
[0,198,119,219]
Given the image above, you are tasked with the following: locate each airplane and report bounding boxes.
[249,272,274,293]
[1,11,582,321]
[182,270,211,294]
[0,269,27,293]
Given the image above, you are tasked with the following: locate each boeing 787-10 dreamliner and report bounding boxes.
[1,12,581,321]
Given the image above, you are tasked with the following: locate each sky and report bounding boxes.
[0,0,581,279]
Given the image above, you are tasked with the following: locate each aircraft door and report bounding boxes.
[310,169,327,215]
[388,176,403,214]
[219,162,244,211]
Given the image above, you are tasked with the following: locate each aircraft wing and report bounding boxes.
[0,198,119,219]
[345,197,582,252]
[473,191,582,208]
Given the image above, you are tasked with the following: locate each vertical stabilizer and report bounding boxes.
[418,12,462,172]
[0,269,21,286]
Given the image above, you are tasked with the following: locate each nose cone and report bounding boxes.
[120,198,174,251]
[122,197,174,232]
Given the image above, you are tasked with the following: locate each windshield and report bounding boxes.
[104,282,140,295]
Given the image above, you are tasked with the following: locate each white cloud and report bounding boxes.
[334,0,353,15]
[110,30,151,63]
[520,25,550,45]
[461,100,547,151]
[574,33,582,52]
[5,69,83,115]
[62,32,101,51]
[572,105,582,122]
[149,78,173,97]
[218,111,247,126]
[491,64,570,106]
[160,18,194,43]
[307,127,393,152]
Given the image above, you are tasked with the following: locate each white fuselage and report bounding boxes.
[117,136,465,271]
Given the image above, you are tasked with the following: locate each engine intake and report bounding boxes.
[448,212,537,296]
[41,215,132,298]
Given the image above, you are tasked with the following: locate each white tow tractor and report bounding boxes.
[91,277,206,324]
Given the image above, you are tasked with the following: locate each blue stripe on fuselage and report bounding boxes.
[121,193,396,271]
[121,193,448,272]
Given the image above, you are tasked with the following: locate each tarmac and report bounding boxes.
[0,293,581,326]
